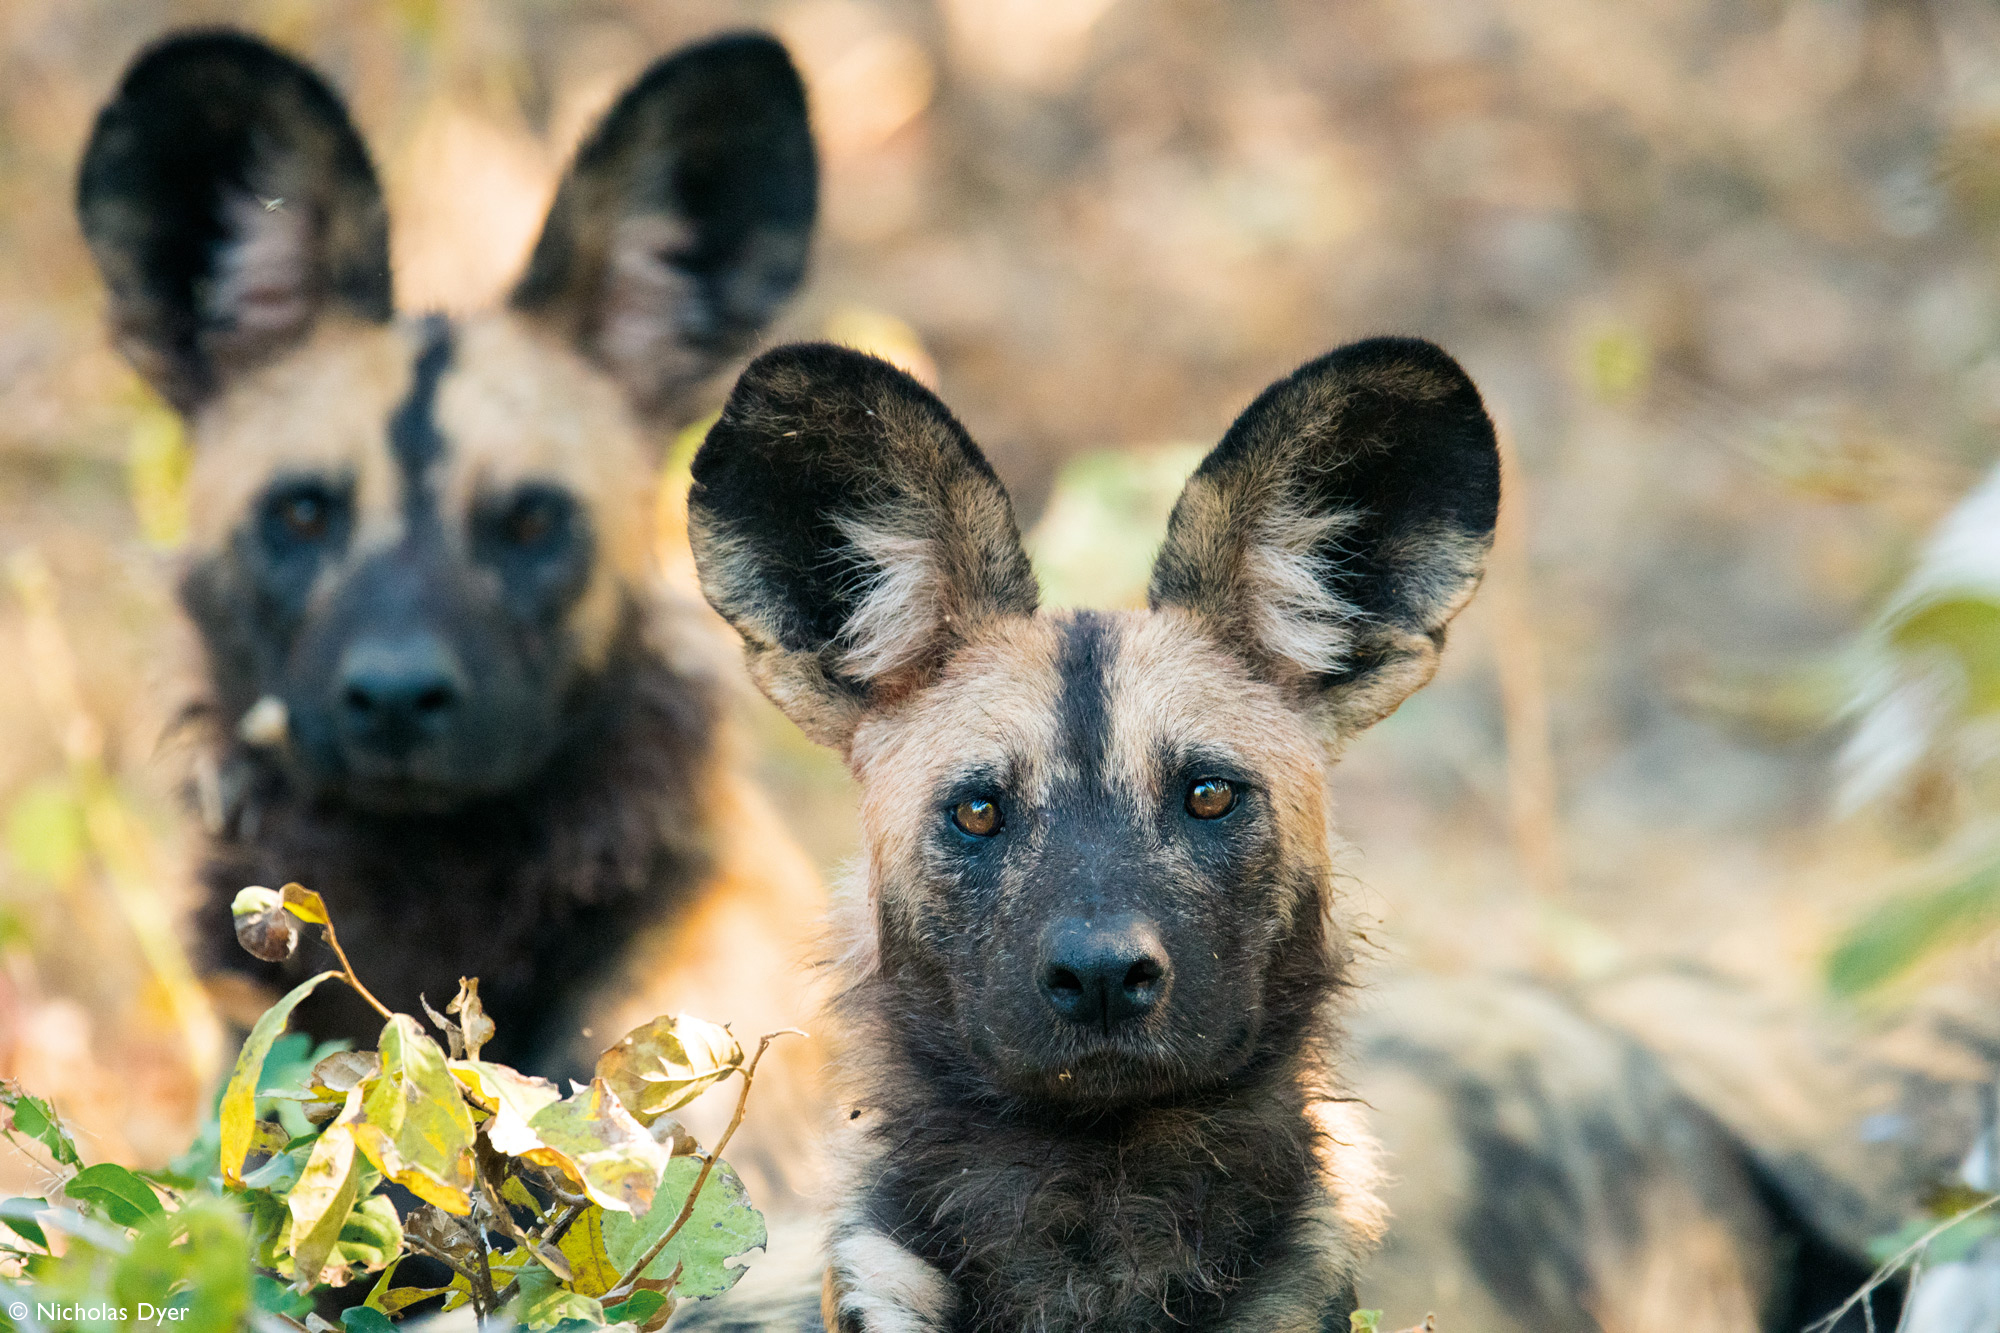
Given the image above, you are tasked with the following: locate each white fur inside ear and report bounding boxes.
[831,1229,956,1331]
[596,212,708,401]
[834,512,943,682]
[1243,498,1362,677]
[209,189,314,337]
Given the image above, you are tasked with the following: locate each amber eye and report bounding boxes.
[279,492,329,540]
[950,798,1004,838]
[1185,778,1238,820]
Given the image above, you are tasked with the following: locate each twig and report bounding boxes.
[401,1232,485,1295]
[1805,1193,2000,1333]
[540,1201,589,1247]
[604,1030,802,1300]
[317,919,393,1022]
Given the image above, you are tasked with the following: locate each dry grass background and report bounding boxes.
[2,0,1999,1228]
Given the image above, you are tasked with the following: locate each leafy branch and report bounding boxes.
[1,884,786,1332]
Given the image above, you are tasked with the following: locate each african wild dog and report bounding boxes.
[685,338,1501,1330]
[74,28,825,1120]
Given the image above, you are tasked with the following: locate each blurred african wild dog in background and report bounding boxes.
[685,338,1500,1330]
[73,26,826,1165]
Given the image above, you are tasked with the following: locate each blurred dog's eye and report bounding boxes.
[504,494,560,547]
[279,491,329,540]
[1185,778,1238,820]
[951,798,1004,837]
[263,484,342,547]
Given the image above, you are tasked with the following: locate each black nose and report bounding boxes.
[336,635,464,755]
[1039,915,1171,1029]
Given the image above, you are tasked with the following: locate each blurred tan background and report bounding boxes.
[2,0,1997,1197]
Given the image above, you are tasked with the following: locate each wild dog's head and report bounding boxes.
[690,342,1498,1108]
[78,29,815,814]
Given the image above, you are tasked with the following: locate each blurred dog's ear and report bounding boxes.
[689,343,1038,748]
[1150,337,1500,736]
[76,30,392,414]
[512,33,817,418]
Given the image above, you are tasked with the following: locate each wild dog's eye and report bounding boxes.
[263,484,341,545]
[1185,778,1238,820]
[280,492,327,539]
[502,492,563,548]
[950,798,1004,838]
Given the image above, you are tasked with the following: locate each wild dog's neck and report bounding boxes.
[193,605,720,1068]
[832,908,1352,1331]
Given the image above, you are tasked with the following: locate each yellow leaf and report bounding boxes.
[126,400,190,550]
[219,971,342,1185]
[289,1112,362,1287]
[556,1206,624,1298]
[596,1013,744,1124]
[348,1015,476,1214]
[450,1060,562,1156]
[280,882,329,925]
[526,1079,670,1214]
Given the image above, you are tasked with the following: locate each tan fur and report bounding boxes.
[433,313,656,667]
[845,617,1064,916]
[188,318,414,556]
[1104,607,1335,917]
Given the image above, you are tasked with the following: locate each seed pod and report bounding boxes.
[231,885,299,961]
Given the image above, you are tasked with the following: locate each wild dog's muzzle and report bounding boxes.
[1038,912,1172,1029]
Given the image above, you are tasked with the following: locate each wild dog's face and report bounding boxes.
[78,30,815,812]
[690,342,1499,1107]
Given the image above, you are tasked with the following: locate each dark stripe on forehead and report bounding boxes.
[390,314,454,519]
[1054,611,1115,783]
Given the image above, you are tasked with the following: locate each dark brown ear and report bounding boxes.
[688,343,1038,748]
[511,32,817,418]
[1150,337,1500,736]
[76,29,391,414]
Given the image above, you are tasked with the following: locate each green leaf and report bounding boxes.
[220,971,342,1185]
[1,1084,82,1168]
[288,1116,363,1287]
[599,1158,766,1301]
[1350,1312,1383,1333]
[595,1014,743,1124]
[242,1139,312,1195]
[342,1306,397,1333]
[1827,862,2000,996]
[113,1196,253,1333]
[514,1266,606,1329]
[0,1197,47,1250]
[348,1015,476,1213]
[526,1079,670,1213]
[602,1291,669,1326]
[336,1195,403,1274]
[254,1273,314,1319]
[67,1163,164,1228]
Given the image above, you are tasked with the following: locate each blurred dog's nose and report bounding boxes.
[336,635,463,756]
[1039,915,1171,1028]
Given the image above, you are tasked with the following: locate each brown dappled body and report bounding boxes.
[684,337,1500,1330]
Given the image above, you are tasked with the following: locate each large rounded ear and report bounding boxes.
[689,343,1038,748]
[1149,337,1500,736]
[511,33,817,418]
[76,29,391,414]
